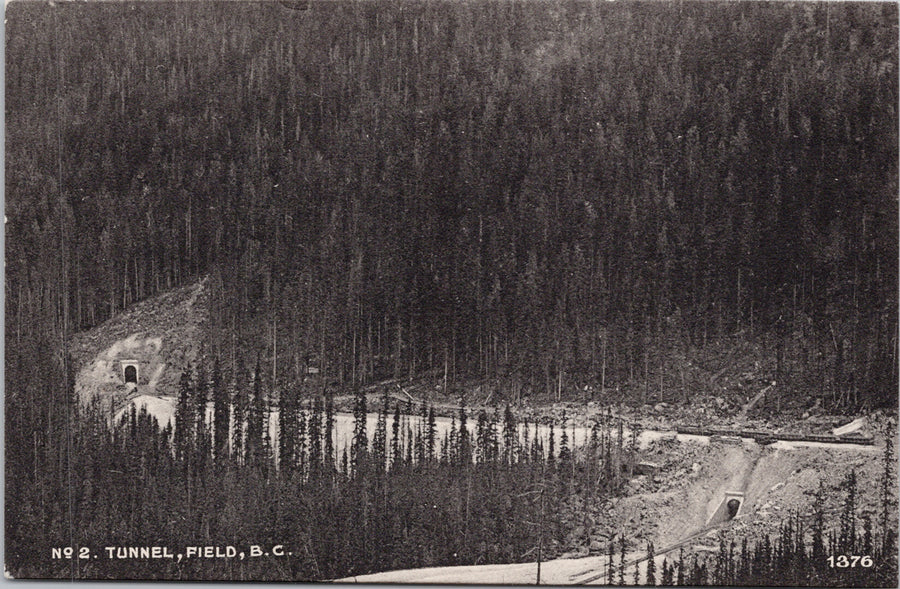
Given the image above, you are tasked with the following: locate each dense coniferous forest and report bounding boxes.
[5,368,640,579]
[6,1,897,406]
[4,0,898,583]
[4,364,898,583]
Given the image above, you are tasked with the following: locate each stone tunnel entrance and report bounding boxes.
[121,360,139,384]
[707,491,745,527]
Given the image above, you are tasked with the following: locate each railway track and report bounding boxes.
[675,425,874,446]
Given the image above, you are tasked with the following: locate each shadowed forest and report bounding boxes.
[4,0,898,583]
[6,369,899,584]
[6,0,897,408]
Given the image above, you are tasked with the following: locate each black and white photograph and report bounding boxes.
[4,0,899,584]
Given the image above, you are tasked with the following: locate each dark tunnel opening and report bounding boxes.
[727,498,741,519]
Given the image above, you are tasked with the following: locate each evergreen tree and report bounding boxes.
[476,410,489,464]
[231,363,247,466]
[278,381,296,474]
[880,420,897,557]
[646,542,656,586]
[448,414,459,465]
[426,405,437,463]
[457,398,470,465]
[548,422,556,469]
[246,357,266,468]
[372,390,389,472]
[308,397,323,476]
[194,359,209,465]
[811,480,826,571]
[324,390,335,470]
[862,515,873,558]
[839,469,858,554]
[502,404,517,465]
[486,409,499,463]
[211,355,229,463]
[675,547,684,586]
[660,558,672,586]
[559,411,571,466]
[414,424,424,465]
[296,405,307,478]
[607,541,615,585]
[590,418,600,452]
[351,389,367,475]
[690,555,701,586]
[391,403,402,469]
[405,416,414,466]
[261,408,273,477]
[174,366,193,463]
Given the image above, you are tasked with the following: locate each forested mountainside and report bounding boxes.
[6,1,897,414]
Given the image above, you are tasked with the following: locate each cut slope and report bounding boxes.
[70,277,208,412]
[335,438,886,585]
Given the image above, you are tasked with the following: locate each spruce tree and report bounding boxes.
[391,403,402,469]
[590,418,600,451]
[194,359,209,465]
[521,418,531,464]
[862,515,873,559]
[246,357,266,468]
[324,390,335,470]
[231,366,246,466]
[457,398,469,465]
[738,538,749,584]
[811,480,826,570]
[607,541,615,585]
[839,469,858,554]
[548,422,556,469]
[174,366,193,463]
[405,417,414,466]
[372,390,388,472]
[426,405,437,463]
[646,542,656,585]
[690,555,700,586]
[414,424,424,465]
[880,420,897,558]
[487,408,499,463]
[419,400,429,463]
[308,397,322,477]
[350,390,369,476]
[212,355,229,463]
[476,410,488,464]
[261,409,273,477]
[278,382,297,474]
[297,406,307,478]
[502,403,517,465]
[413,404,425,465]
[675,547,684,586]
[559,411,571,464]
[531,421,544,463]
[440,431,449,465]
[615,416,624,489]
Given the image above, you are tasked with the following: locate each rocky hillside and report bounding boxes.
[69,277,208,412]
[344,429,895,584]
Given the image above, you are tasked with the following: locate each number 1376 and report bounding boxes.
[827,555,873,568]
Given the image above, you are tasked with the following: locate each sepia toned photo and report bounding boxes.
[4,0,898,585]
